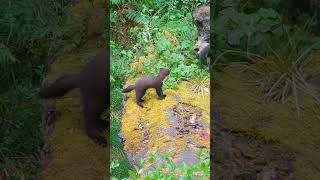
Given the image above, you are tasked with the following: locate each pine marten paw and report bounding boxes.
[87,130,107,147]
[92,136,107,148]
[137,101,144,108]
[159,94,166,100]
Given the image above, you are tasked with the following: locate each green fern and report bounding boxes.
[126,10,151,24]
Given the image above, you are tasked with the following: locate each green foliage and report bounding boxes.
[111,160,121,174]
[0,0,87,92]
[0,2,71,177]
[213,0,319,63]
[124,3,209,88]
[110,114,131,178]
[111,0,209,33]
[223,0,285,13]
[0,84,43,179]
[214,7,282,57]
[110,42,134,112]
[110,41,133,178]
[111,150,210,179]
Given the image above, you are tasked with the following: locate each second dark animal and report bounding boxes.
[192,5,210,65]
[122,68,170,108]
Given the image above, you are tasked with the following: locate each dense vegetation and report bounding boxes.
[0,0,90,178]
[110,0,209,178]
[213,0,320,108]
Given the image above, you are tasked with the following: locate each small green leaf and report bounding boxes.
[258,8,278,19]
[139,159,146,166]
[128,170,138,179]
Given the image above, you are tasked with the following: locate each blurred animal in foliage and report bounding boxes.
[39,50,109,147]
[192,5,210,65]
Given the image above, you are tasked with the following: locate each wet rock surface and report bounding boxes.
[166,103,209,166]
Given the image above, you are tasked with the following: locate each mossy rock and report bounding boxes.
[121,80,210,171]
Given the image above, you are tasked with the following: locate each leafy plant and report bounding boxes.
[213,7,283,58]
[124,150,210,179]
[249,24,320,116]
[214,20,320,117]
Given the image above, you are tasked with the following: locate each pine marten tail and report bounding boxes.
[122,85,135,93]
[39,75,80,98]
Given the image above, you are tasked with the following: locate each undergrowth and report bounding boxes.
[111,150,210,180]
[0,0,92,178]
[110,41,133,178]
[0,84,43,179]
[213,0,318,63]
[213,2,320,117]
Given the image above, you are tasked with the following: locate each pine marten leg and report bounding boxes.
[96,119,108,132]
[156,85,166,100]
[82,90,107,147]
[135,89,146,107]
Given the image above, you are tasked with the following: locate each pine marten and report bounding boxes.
[39,49,109,147]
[122,68,170,108]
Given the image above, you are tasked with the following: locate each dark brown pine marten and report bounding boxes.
[39,49,109,147]
[122,68,170,108]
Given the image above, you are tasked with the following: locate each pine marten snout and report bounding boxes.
[122,68,170,108]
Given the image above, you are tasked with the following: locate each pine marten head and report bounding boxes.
[158,68,170,83]
[159,68,170,81]
[159,68,169,76]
